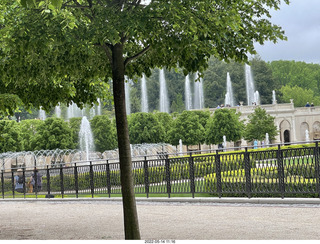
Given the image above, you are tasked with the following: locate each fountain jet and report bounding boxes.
[185,75,192,110]
[79,116,95,161]
[225,72,235,107]
[194,72,204,109]
[141,74,149,113]
[159,69,169,113]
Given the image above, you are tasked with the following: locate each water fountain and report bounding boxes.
[67,104,73,120]
[141,74,149,113]
[39,108,46,120]
[223,135,227,149]
[97,98,102,116]
[179,139,183,155]
[272,90,277,104]
[159,69,169,113]
[265,133,270,145]
[55,104,61,118]
[245,64,258,105]
[79,116,95,161]
[225,72,235,107]
[185,75,192,110]
[67,102,83,120]
[194,72,204,109]
[125,79,131,115]
[254,91,260,105]
[89,106,96,120]
[305,129,310,142]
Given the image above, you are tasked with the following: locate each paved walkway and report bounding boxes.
[1,198,320,240]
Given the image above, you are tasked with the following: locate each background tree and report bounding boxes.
[170,93,185,113]
[1,0,290,239]
[205,109,244,145]
[128,112,165,144]
[168,111,205,150]
[250,56,275,104]
[244,107,278,142]
[280,85,320,107]
[31,118,74,150]
[0,119,23,153]
[129,85,141,114]
[268,60,320,93]
[19,119,44,151]
[191,110,211,129]
[154,112,173,143]
[68,117,82,150]
[91,115,117,152]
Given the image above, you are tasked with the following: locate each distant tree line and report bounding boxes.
[0,108,277,153]
[126,57,320,114]
[8,56,320,122]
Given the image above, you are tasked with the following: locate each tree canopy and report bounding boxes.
[280,85,320,107]
[168,110,205,147]
[31,117,74,150]
[0,0,289,114]
[244,107,278,142]
[19,119,44,151]
[0,0,290,239]
[0,119,23,153]
[91,115,117,152]
[128,112,165,144]
[205,108,244,145]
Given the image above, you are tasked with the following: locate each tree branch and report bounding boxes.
[124,45,151,67]
[97,43,113,65]
[62,0,94,21]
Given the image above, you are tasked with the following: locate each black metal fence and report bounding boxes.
[1,142,320,199]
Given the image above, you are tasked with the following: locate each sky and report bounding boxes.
[254,0,320,64]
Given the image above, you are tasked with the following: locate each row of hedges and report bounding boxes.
[204,168,316,193]
[176,142,318,161]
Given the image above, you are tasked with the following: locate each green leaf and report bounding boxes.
[20,0,27,7]
[51,0,62,9]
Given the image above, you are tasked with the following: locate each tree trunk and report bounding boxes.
[111,43,141,240]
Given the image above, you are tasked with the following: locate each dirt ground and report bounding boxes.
[1,199,320,240]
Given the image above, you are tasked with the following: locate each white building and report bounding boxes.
[208,100,320,146]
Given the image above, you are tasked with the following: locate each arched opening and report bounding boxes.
[300,122,310,141]
[284,130,290,144]
[313,121,320,140]
[280,120,291,143]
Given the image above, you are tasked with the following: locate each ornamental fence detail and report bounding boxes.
[1,143,320,199]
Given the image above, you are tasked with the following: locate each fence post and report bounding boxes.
[22,168,26,198]
[106,161,111,198]
[144,156,149,198]
[165,154,171,198]
[315,141,320,198]
[34,168,38,199]
[277,144,285,198]
[89,162,94,198]
[60,165,64,198]
[46,165,51,197]
[189,153,195,198]
[1,170,4,199]
[74,163,79,198]
[11,171,14,198]
[244,147,252,198]
[215,150,222,198]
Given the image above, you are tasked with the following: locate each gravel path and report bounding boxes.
[1,199,320,240]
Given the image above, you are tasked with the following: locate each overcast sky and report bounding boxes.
[254,0,320,64]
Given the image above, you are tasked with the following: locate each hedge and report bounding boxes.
[204,168,316,193]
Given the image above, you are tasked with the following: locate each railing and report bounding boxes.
[1,142,320,199]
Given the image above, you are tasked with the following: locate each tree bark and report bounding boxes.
[111,43,141,240]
